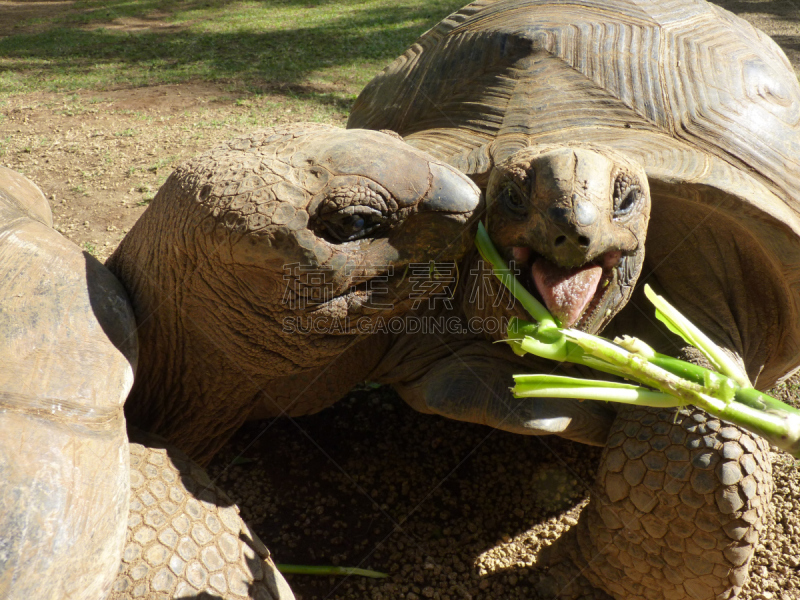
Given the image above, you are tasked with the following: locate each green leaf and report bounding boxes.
[643,285,751,387]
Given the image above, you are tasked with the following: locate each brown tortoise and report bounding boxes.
[3,1,800,599]
[343,0,800,598]
[0,126,480,599]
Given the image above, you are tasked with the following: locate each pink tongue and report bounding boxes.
[531,259,602,327]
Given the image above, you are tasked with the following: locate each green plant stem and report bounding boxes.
[524,327,800,456]
[512,374,682,407]
[276,564,388,578]
[644,285,750,386]
[512,373,800,457]
[475,222,558,329]
[473,229,800,457]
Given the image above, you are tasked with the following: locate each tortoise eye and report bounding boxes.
[613,175,641,218]
[318,205,387,243]
[499,184,527,218]
[315,184,392,243]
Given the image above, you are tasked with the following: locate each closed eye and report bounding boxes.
[319,205,387,242]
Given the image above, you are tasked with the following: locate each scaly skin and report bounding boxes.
[110,432,293,600]
[541,406,772,600]
[107,124,480,464]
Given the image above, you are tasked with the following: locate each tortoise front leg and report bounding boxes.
[109,430,295,600]
[388,343,773,600]
[555,405,773,600]
[386,341,616,446]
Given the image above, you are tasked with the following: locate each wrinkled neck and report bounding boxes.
[106,204,383,463]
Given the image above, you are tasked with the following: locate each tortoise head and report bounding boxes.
[107,125,481,461]
[112,125,480,340]
[270,127,482,326]
[484,143,651,331]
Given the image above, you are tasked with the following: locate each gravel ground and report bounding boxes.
[207,383,800,600]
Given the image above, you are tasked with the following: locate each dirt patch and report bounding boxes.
[0,1,76,36]
[82,13,189,33]
[0,82,341,260]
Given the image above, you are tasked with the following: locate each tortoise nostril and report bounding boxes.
[554,235,567,247]
[578,235,590,247]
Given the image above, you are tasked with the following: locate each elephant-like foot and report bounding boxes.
[542,406,773,600]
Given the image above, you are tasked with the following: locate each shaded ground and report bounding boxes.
[1,1,799,600]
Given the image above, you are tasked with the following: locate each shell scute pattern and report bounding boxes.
[110,441,288,600]
[577,406,772,600]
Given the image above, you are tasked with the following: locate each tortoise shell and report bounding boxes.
[348,0,800,388]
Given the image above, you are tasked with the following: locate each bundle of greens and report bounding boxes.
[474,223,800,458]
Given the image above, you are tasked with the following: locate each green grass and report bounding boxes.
[0,0,466,105]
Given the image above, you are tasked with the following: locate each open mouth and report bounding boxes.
[509,247,622,330]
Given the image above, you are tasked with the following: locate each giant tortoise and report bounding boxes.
[342,0,800,597]
[0,125,480,599]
